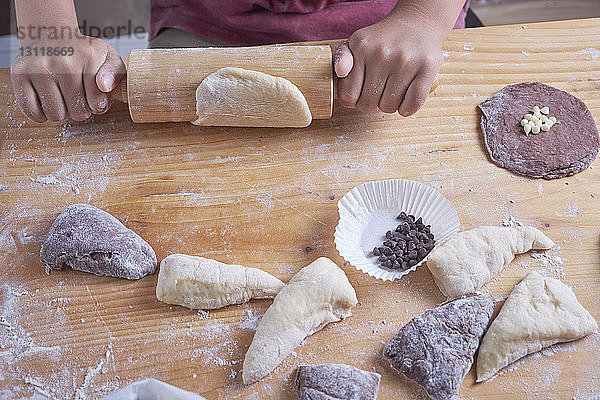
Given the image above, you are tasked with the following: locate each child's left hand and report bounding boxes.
[334,13,447,116]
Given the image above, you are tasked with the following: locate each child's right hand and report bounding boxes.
[11,36,126,123]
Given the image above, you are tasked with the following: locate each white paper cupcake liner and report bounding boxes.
[334,179,460,281]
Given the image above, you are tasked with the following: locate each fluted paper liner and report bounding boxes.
[334,179,460,281]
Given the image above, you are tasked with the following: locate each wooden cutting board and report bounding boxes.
[0,18,599,400]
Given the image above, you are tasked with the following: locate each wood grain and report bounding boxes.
[122,45,333,123]
[1,18,600,400]
[471,0,600,26]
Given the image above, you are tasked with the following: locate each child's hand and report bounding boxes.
[11,36,126,123]
[334,13,446,116]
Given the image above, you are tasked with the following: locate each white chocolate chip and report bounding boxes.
[522,106,557,136]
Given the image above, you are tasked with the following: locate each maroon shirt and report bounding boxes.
[150,0,470,46]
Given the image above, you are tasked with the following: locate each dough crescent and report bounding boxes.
[242,257,357,384]
[477,271,598,381]
[156,254,284,310]
[192,67,312,128]
[426,226,554,299]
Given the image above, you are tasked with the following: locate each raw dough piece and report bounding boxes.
[383,293,495,400]
[242,257,357,384]
[192,67,312,128]
[156,254,284,310]
[477,271,598,382]
[427,226,554,299]
[295,364,381,400]
[40,204,157,279]
[479,81,599,179]
[100,378,207,400]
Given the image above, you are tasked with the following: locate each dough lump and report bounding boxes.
[295,363,381,400]
[242,257,357,384]
[427,226,554,299]
[477,271,598,381]
[479,82,599,179]
[383,293,495,400]
[156,254,284,310]
[192,67,312,128]
[40,204,157,280]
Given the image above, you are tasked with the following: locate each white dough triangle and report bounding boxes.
[477,271,598,381]
[427,226,554,299]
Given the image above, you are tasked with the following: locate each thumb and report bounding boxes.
[333,42,354,79]
[96,48,126,93]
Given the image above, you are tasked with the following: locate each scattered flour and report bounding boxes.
[74,342,114,400]
[238,309,263,331]
[555,202,581,218]
[30,175,61,186]
[501,216,523,227]
[576,48,600,61]
[531,247,566,278]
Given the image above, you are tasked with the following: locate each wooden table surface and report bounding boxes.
[1,18,599,400]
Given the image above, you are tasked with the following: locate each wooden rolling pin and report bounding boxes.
[112,41,438,124]
[112,45,333,123]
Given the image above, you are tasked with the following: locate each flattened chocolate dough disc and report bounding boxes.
[479,82,599,179]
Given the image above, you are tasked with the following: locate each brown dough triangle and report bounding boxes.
[383,293,495,400]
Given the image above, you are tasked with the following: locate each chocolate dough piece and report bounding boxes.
[40,204,157,279]
[479,82,599,179]
[295,364,380,400]
[383,293,495,400]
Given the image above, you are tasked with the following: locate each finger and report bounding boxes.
[11,76,47,123]
[336,53,364,108]
[30,76,67,122]
[57,72,93,122]
[96,46,126,93]
[83,59,110,115]
[378,72,413,114]
[398,71,436,117]
[354,63,389,113]
[333,42,353,79]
